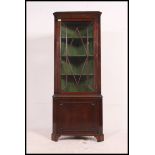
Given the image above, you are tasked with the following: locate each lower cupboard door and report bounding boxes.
[55,101,98,133]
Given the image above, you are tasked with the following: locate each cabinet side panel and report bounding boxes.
[94,16,101,94]
[98,16,101,93]
[54,18,61,94]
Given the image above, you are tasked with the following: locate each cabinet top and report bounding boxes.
[53,11,102,18]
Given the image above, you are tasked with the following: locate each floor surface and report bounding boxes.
[26,129,127,153]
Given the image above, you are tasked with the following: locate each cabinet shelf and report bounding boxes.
[61,39,93,56]
[61,37,93,39]
[61,74,94,76]
[61,55,94,57]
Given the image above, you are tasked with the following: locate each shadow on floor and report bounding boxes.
[29,128,97,142]
[59,136,95,141]
[29,128,121,142]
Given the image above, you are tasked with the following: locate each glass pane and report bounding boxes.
[60,21,95,92]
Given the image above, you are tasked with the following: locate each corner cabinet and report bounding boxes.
[51,11,104,142]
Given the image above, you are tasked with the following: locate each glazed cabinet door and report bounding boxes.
[54,18,100,94]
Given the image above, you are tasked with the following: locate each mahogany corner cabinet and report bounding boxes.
[51,11,104,142]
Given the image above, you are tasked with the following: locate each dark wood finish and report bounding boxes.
[53,11,101,20]
[52,11,104,142]
[51,133,61,142]
[95,134,104,142]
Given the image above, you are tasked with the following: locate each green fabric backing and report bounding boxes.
[60,21,95,92]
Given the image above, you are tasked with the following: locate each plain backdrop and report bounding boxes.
[26,1,128,153]
[1,0,155,155]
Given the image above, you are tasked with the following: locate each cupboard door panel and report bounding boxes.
[56,101,97,131]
